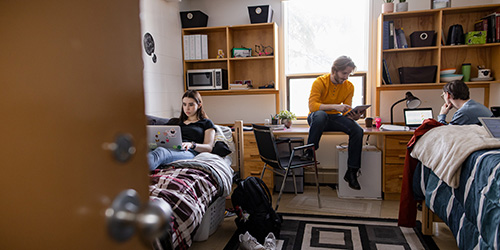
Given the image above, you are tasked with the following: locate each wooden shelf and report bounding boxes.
[197,89,278,96]
[182,23,280,113]
[376,3,500,116]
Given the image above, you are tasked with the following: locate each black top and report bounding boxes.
[168,118,215,143]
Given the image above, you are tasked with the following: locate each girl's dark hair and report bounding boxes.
[179,90,208,122]
[331,56,357,73]
[443,80,470,100]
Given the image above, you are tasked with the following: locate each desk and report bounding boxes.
[273,126,414,200]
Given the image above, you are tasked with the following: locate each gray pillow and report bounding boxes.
[146,115,170,125]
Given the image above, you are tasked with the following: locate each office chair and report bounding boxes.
[252,124,321,210]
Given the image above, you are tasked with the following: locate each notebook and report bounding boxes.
[479,117,500,139]
[404,108,433,128]
[146,125,183,150]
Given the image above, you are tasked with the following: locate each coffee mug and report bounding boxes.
[365,117,373,127]
[478,69,491,78]
[491,106,500,117]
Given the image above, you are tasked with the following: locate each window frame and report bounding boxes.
[286,71,367,120]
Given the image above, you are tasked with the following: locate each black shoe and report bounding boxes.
[300,149,313,161]
[344,168,361,190]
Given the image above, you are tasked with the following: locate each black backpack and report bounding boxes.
[231,177,282,244]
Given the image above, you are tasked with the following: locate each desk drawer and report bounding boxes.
[384,163,404,193]
[385,135,411,150]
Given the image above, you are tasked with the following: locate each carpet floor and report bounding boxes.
[225,213,438,250]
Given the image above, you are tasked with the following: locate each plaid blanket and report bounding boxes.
[149,153,232,250]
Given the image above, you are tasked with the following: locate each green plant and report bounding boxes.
[399,0,406,2]
[276,110,296,120]
[382,0,394,3]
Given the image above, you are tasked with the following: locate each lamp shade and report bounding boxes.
[405,92,421,109]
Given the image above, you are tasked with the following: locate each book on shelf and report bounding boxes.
[382,58,392,85]
[182,34,209,60]
[483,12,497,43]
[389,21,395,49]
[201,34,208,59]
[183,35,191,60]
[495,13,500,43]
[395,28,408,48]
[229,84,249,90]
[383,21,391,50]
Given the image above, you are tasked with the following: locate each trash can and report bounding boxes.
[337,145,382,199]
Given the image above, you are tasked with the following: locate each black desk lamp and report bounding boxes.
[390,91,421,124]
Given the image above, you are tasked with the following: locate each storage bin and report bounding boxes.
[398,65,437,84]
[180,10,208,28]
[465,31,486,45]
[193,196,225,241]
[248,5,273,24]
[410,31,435,47]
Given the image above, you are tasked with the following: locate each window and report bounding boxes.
[283,0,370,118]
[287,72,366,118]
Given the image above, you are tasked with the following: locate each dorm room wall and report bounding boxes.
[142,0,500,123]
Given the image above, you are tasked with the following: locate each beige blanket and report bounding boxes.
[410,125,500,188]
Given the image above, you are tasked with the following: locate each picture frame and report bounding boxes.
[431,0,450,9]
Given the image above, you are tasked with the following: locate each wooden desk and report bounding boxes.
[273,126,414,200]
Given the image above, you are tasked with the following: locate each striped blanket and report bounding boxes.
[149,153,233,250]
[413,149,500,249]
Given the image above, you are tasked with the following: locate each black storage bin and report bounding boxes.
[398,65,437,84]
[410,31,436,47]
[180,10,208,28]
[248,5,273,24]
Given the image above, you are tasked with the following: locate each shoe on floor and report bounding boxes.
[263,232,276,250]
[300,149,313,161]
[344,168,361,190]
[239,231,265,250]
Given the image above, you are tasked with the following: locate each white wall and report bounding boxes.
[141,0,185,118]
[142,0,500,123]
[370,0,500,124]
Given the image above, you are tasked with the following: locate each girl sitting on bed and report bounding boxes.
[148,90,215,170]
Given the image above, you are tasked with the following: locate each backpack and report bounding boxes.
[231,177,282,244]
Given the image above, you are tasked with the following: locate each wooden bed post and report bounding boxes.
[422,201,435,235]
[233,120,245,179]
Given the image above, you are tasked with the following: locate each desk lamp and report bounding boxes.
[390,91,421,124]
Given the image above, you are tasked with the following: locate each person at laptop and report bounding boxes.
[148,90,215,170]
[438,80,493,125]
[302,56,364,190]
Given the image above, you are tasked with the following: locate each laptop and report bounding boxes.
[479,117,500,139]
[146,125,183,150]
[404,108,434,128]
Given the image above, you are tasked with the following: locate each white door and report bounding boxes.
[0,1,158,249]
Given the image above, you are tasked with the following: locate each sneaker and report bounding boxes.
[263,232,277,250]
[343,168,361,190]
[300,149,313,161]
[239,231,265,250]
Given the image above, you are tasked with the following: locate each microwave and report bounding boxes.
[186,68,227,90]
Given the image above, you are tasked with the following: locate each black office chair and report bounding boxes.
[252,124,321,210]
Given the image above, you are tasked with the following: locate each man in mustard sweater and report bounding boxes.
[303,56,364,190]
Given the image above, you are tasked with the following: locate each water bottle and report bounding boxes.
[462,63,471,82]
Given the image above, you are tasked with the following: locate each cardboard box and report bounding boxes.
[465,31,486,45]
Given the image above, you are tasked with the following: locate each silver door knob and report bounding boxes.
[106,189,172,243]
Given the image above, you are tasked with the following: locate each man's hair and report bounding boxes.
[443,80,470,100]
[331,56,356,73]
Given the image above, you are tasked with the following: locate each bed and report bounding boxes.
[146,116,244,250]
[398,120,500,249]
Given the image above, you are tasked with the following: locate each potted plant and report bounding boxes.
[382,0,394,13]
[396,0,408,12]
[276,110,296,128]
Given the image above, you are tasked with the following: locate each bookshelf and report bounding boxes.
[181,23,280,113]
[376,4,500,116]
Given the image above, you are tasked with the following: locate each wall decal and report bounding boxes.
[143,32,157,63]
